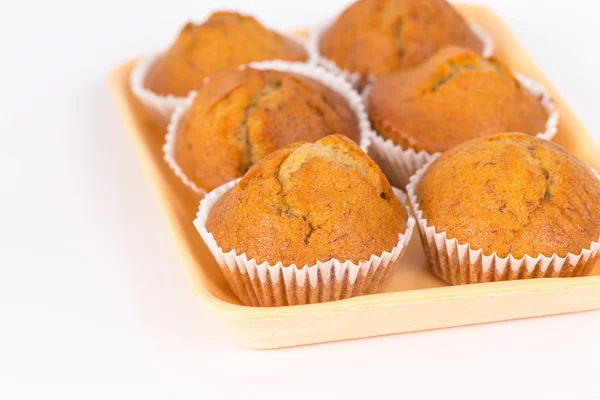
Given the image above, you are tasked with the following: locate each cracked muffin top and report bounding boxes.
[174,67,360,192]
[318,0,482,84]
[206,135,407,267]
[144,12,308,97]
[368,47,549,153]
[416,133,600,258]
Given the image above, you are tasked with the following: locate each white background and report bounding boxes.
[1,0,599,398]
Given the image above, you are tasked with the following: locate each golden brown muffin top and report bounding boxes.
[416,133,600,258]
[174,68,360,192]
[206,135,408,267]
[145,11,308,96]
[369,47,549,153]
[319,0,482,83]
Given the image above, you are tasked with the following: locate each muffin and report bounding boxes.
[406,133,600,285]
[367,46,556,188]
[169,66,364,193]
[145,12,308,97]
[196,135,415,306]
[130,11,309,122]
[318,0,483,84]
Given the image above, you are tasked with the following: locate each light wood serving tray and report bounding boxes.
[109,5,600,349]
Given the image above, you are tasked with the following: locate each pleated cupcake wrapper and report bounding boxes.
[514,72,560,141]
[365,73,560,189]
[367,134,435,190]
[406,154,600,285]
[129,53,188,124]
[307,20,495,88]
[193,178,416,306]
[163,91,205,194]
[164,60,375,194]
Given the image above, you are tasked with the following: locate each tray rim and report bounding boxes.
[107,4,600,336]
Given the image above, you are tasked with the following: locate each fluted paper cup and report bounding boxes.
[406,155,600,285]
[129,54,188,124]
[194,179,415,306]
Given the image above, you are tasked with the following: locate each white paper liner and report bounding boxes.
[368,133,436,191]
[163,91,205,194]
[515,72,560,141]
[308,19,495,87]
[365,73,560,189]
[163,60,375,194]
[129,53,188,123]
[194,178,416,306]
[406,154,600,285]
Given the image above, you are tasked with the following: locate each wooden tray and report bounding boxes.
[108,4,600,349]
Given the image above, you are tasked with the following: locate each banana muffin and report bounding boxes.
[207,135,407,267]
[411,133,600,284]
[173,67,361,192]
[144,12,308,97]
[368,47,549,154]
[318,0,483,83]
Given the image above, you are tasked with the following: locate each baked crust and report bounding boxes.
[174,68,360,191]
[368,46,548,153]
[417,133,600,258]
[206,135,407,267]
[145,12,308,96]
[319,0,482,83]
